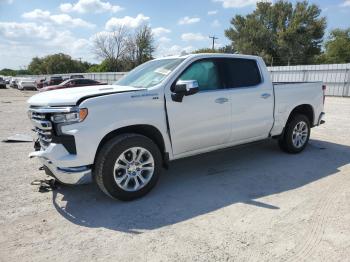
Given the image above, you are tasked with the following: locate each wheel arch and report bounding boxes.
[287,104,315,127]
[94,124,169,167]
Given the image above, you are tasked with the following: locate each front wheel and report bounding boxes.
[94,134,162,201]
[278,114,311,154]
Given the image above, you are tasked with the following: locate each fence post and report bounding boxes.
[343,68,350,97]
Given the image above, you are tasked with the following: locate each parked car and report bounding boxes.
[17,79,37,90]
[70,74,84,79]
[43,76,63,87]
[40,78,107,92]
[28,54,326,201]
[0,77,6,88]
[35,78,46,90]
[4,77,11,85]
[10,78,18,88]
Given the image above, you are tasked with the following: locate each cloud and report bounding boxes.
[105,14,150,29]
[211,19,221,27]
[155,44,193,57]
[208,10,218,15]
[178,16,201,25]
[0,21,94,68]
[22,9,95,28]
[152,27,171,37]
[60,0,123,14]
[342,0,350,7]
[181,33,206,41]
[0,22,53,39]
[22,9,50,19]
[158,36,171,43]
[213,0,270,8]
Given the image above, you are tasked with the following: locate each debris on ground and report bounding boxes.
[2,134,33,143]
[31,178,58,193]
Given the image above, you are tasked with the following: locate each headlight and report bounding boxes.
[51,108,88,124]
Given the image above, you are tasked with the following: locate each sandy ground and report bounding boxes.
[0,87,349,262]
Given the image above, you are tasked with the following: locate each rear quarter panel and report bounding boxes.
[271,82,324,136]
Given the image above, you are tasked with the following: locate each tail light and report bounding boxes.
[322,85,326,105]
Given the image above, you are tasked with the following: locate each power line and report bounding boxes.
[209,35,219,50]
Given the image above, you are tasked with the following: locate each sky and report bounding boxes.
[1,0,350,69]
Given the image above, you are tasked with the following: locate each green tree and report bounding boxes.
[192,45,235,54]
[317,28,350,64]
[0,68,17,76]
[225,1,326,65]
[27,53,92,74]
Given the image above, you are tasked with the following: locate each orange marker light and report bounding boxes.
[79,108,88,122]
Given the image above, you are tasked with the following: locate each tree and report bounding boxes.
[317,28,350,64]
[122,24,155,70]
[0,68,17,76]
[225,1,326,66]
[92,24,155,72]
[133,25,155,65]
[92,26,128,72]
[27,53,92,74]
[192,45,235,54]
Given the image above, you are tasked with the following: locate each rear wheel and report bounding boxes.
[278,114,311,154]
[94,134,162,201]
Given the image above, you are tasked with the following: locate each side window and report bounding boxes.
[223,59,261,88]
[179,60,221,91]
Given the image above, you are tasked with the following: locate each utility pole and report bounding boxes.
[209,35,219,50]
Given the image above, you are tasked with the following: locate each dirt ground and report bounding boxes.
[0,87,349,262]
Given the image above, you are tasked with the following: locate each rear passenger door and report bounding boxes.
[220,58,274,142]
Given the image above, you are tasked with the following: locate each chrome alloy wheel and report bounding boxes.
[113,147,155,192]
[292,121,308,148]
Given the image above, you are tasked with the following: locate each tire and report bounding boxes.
[278,114,311,154]
[94,134,162,201]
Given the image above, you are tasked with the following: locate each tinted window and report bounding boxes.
[74,79,85,84]
[223,59,261,88]
[179,60,221,91]
[83,79,96,84]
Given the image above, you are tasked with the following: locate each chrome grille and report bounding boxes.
[29,109,53,149]
[28,106,76,149]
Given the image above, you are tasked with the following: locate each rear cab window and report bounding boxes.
[220,58,262,88]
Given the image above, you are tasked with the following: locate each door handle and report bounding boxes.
[215,97,229,104]
[261,93,271,99]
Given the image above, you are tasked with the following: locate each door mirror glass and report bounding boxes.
[171,80,199,102]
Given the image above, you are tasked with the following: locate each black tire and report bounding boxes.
[94,134,162,201]
[278,114,311,154]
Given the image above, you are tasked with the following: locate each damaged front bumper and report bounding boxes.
[29,145,92,185]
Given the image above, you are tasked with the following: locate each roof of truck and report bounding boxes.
[155,53,261,60]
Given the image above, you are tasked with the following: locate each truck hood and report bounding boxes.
[27,85,145,107]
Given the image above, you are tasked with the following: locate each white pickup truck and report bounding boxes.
[28,54,325,200]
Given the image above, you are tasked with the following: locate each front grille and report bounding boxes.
[29,106,76,151]
[29,109,53,149]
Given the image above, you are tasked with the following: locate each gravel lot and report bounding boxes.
[0,87,349,262]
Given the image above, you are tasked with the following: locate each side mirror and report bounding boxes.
[171,80,199,102]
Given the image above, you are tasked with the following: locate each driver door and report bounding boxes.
[166,59,231,156]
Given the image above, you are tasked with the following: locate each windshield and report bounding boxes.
[115,58,185,88]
